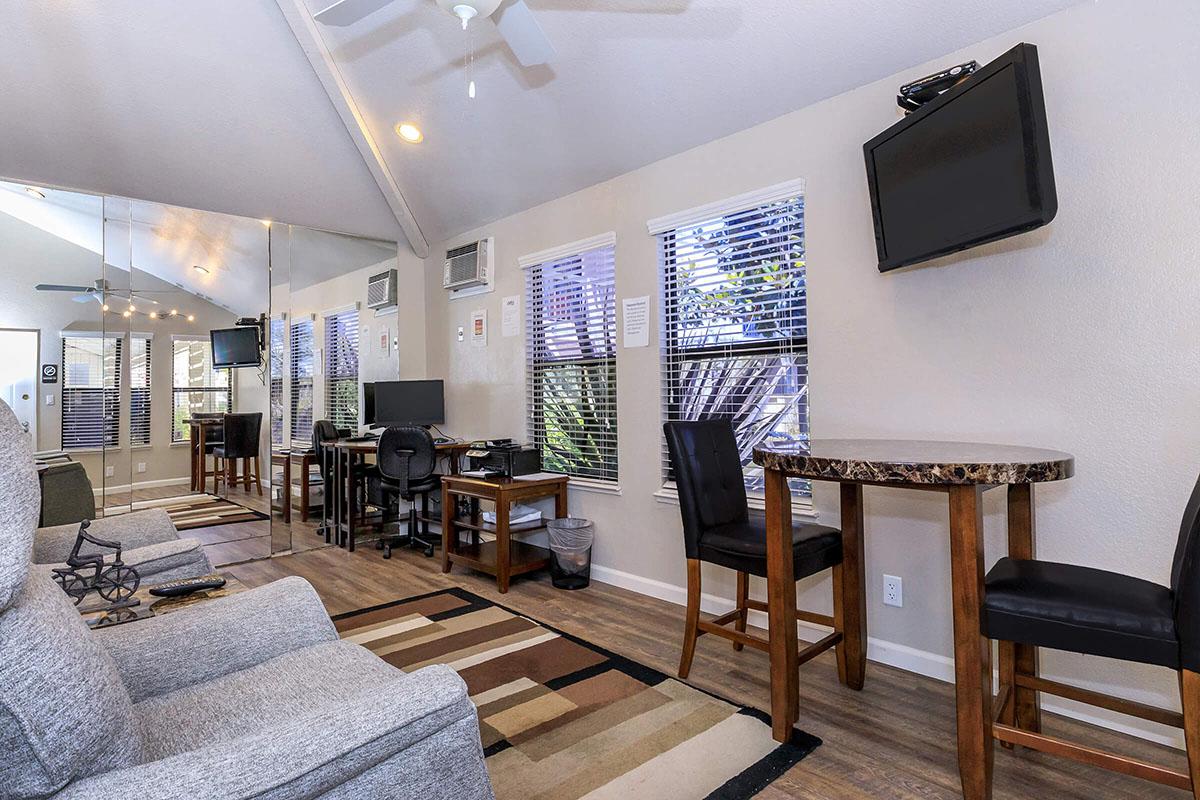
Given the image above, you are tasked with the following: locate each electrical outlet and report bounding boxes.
[104,465,114,478]
[44,394,54,406]
[883,574,903,607]
[136,462,146,474]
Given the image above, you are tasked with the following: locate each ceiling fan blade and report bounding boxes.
[494,0,556,66]
[35,284,93,293]
[313,0,394,26]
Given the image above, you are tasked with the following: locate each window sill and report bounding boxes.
[170,440,191,448]
[568,477,622,496]
[61,447,105,455]
[653,484,819,520]
[130,444,153,451]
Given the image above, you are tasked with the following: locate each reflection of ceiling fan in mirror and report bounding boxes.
[313,0,688,67]
[34,279,169,307]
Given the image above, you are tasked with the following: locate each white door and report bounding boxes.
[0,330,39,444]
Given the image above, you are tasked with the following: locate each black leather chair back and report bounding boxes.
[221,413,261,459]
[378,426,436,492]
[312,420,341,481]
[1170,474,1200,669]
[664,419,749,560]
[194,412,224,445]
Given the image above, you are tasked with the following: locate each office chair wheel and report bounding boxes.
[375,539,384,550]
[422,545,434,558]
[383,544,392,559]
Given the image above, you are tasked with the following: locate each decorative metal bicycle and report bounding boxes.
[51,520,140,607]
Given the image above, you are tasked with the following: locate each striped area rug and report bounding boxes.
[119,494,269,530]
[334,587,820,800]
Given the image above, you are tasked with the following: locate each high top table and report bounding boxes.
[753,439,1074,800]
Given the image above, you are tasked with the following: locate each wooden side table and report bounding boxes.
[440,474,568,593]
[80,574,247,628]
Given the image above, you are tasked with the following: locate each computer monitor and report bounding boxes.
[372,380,445,427]
[362,382,376,429]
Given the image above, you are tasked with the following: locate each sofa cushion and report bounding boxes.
[135,640,401,761]
[0,402,40,610]
[0,576,143,797]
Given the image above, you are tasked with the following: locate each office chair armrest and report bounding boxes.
[94,577,336,702]
[50,666,494,800]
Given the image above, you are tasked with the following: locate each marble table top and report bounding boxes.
[753,439,1074,486]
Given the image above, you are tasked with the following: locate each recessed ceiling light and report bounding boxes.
[24,187,46,199]
[395,123,424,144]
[193,265,210,275]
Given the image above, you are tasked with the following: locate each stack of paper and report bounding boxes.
[483,503,542,526]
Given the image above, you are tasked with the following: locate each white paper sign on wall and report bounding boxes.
[501,295,520,338]
[622,296,650,348]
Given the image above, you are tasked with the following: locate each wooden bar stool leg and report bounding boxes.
[1007,483,1042,734]
[1182,670,1200,799]
[254,455,263,496]
[679,559,701,678]
[733,571,749,652]
[212,457,221,495]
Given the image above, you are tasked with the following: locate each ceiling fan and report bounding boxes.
[34,279,164,306]
[314,0,556,66]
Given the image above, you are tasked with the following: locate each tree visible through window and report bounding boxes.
[289,319,314,446]
[171,338,231,442]
[270,318,285,447]
[324,308,359,432]
[659,194,809,494]
[525,242,618,482]
[61,336,121,449]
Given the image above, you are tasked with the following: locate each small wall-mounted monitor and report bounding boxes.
[372,380,445,426]
[210,327,261,369]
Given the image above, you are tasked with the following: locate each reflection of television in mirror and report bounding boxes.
[211,327,261,369]
[863,42,1057,272]
[371,380,445,426]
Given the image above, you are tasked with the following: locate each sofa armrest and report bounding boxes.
[94,576,337,702]
[34,508,179,563]
[50,666,494,800]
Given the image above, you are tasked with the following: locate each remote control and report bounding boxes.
[148,575,227,597]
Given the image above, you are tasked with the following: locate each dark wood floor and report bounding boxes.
[223,544,1190,799]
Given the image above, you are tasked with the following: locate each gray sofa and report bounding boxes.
[0,402,495,800]
[35,508,213,586]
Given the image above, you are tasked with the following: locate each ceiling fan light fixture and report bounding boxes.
[453,3,477,28]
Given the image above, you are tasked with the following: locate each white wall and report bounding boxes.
[422,0,1200,745]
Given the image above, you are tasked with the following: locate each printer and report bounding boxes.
[465,439,541,477]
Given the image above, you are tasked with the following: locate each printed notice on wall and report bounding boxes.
[622,296,650,348]
[470,309,488,346]
[501,295,520,338]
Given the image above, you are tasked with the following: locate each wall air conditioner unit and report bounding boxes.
[366,269,397,310]
[443,237,494,297]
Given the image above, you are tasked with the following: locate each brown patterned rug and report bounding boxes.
[333,587,820,800]
[128,494,269,531]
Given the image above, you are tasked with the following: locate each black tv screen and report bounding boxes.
[210,327,260,369]
[373,380,445,426]
[864,42,1057,272]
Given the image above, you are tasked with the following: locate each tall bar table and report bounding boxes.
[753,439,1074,800]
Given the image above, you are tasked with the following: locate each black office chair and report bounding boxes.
[370,425,441,559]
[664,419,863,689]
[982,475,1200,796]
[213,413,262,496]
[312,420,347,544]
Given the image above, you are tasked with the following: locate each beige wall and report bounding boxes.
[421,0,1200,746]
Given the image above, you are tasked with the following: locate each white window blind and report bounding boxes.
[289,318,314,446]
[656,189,809,495]
[524,238,618,483]
[324,308,359,432]
[130,337,152,446]
[171,338,231,442]
[61,336,120,449]
[269,317,286,447]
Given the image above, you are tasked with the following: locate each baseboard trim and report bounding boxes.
[93,476,192,497]
[588,562,1185,750]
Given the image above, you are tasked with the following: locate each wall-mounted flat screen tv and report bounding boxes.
[864,42,1057,272]
[210,326,261,369]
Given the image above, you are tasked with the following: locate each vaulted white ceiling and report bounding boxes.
[0,0,1082,256]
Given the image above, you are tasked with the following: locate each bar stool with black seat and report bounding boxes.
[193,411,224,489]
[213,412,263,496]
[664,419,864,690]
[369,425,441,559]
[311,420,348,544]
[983,474,1200,796]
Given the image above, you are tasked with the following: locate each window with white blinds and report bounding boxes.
[654,184,809,495]
[269,317,285,447]
[324,308,359,431]
[61,335,121,450]
[289,318,314,446]
[524,236,618,483]
[171,338,231,442]
[130,337,152,447]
